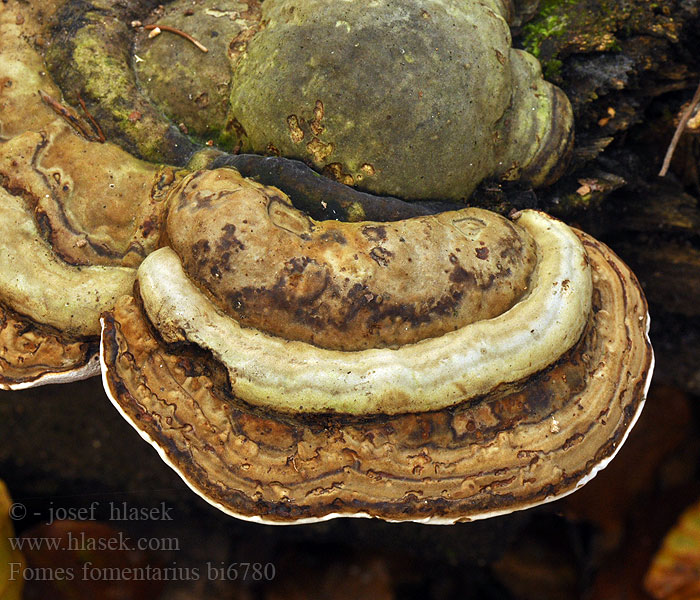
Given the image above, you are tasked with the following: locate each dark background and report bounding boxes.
[2,0,700,598]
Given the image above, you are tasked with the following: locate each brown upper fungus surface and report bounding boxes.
[166,170,537,351]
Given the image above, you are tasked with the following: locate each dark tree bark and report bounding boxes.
[505,0,700,395]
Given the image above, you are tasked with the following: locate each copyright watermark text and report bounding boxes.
[9,500,173,526]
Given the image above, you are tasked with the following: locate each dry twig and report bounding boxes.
[659,79,700,177]
[39,90,98,141]
[144,24,208,53]
[77,93,106,143]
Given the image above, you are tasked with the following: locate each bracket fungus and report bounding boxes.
[223,0,574,201]
[0,0,653,523]
[100,167,654,523]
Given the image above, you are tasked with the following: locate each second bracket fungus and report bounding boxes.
[224,0,574,200]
